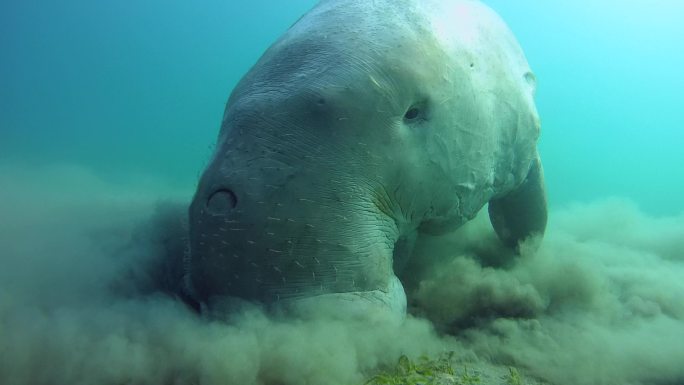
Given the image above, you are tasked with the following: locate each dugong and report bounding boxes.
[185,0,547,318]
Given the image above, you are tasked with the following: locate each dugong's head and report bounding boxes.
[186,0,542,314]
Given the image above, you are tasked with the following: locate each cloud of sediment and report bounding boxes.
[410,199,684,385]
[0,164,447,385]
[0,163,683,385]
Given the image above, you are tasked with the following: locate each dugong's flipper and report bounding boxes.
[488,154,547,249]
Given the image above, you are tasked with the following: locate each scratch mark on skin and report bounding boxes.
[230,228,246,231]
[267,217,282,221]
[247,240,256,245]
[220,240,230,246]
[313,257,320,265]
[233,254,240,259]
[369,74,382,89]
[295,261,305,268]
[269,249,283,254]
[273,266,282,273]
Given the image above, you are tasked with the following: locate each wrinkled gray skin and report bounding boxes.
[186,0,547,319]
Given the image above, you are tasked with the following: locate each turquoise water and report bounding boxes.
[1,0,319,194]
[493,0,684,215]
[1,2,684,385]
[2,0,682,213]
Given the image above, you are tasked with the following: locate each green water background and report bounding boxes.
[1,0,682,214]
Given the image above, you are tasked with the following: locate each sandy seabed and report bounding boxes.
[1,164,683,385]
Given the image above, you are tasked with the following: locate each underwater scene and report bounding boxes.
[1,0,683,384]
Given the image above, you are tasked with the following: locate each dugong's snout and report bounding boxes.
[186,149,400,315]
[187,166,268,304]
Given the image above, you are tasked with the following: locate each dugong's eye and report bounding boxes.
[404,107,421,121]
[404,102,428,123]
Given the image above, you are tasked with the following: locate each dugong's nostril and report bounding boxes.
[206,189,238,214]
